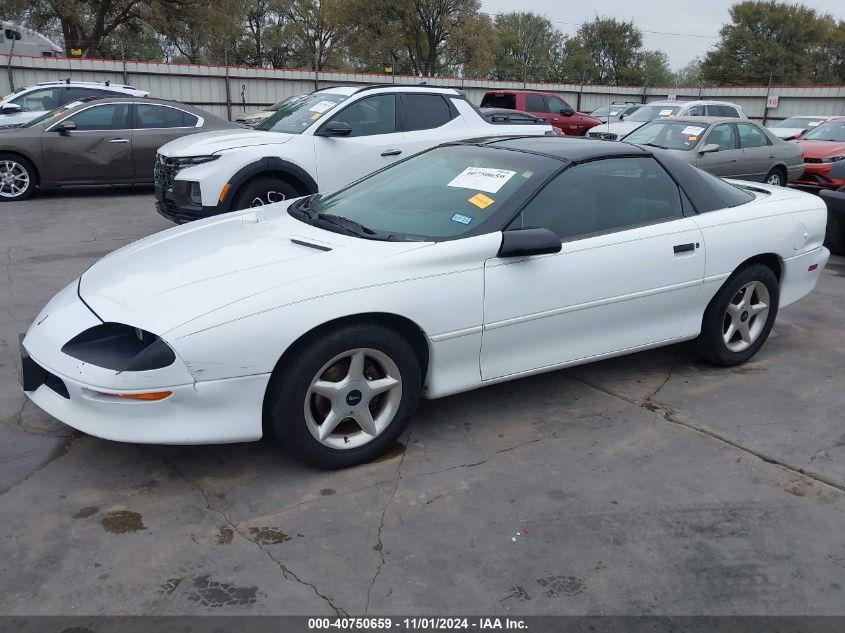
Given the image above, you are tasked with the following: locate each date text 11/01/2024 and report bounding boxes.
[307,618,528,630]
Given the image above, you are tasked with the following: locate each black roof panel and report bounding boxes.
[485,136,650,161]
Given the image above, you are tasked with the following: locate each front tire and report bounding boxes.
[232,176,300,210]
[764,167,786,187]
[0,154,36,201]
[692,264,780,366]
[266,323,421,469]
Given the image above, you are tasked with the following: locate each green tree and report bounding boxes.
[701,1,840,85]
[575,16,644,85]
[284,0,350,71]
[491,12,561,83]
[641,50,673,87]
[674,56,704,86]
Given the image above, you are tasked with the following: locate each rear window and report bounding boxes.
[481,93,516,109]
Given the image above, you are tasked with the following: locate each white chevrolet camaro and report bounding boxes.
[21,137,830,468]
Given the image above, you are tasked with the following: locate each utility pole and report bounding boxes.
[762,71,773,126]
[224,47,232,122]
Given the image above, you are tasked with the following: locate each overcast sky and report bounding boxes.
[479,0,845,69]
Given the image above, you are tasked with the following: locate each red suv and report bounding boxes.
[480,90,601,136]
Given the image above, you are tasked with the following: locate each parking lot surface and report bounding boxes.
[1,188,844,615]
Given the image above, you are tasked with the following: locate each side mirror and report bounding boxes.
[699,143,720,154]
[0,103,22,115]
[56,120,77,135]
[317,120,352,137]
[560,107,575,117]
[498,228,562,258]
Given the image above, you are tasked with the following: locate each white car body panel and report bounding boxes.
[22,173,830,445]
[162,86,554,208]
[589,100,747,141]
[0,82,149,127]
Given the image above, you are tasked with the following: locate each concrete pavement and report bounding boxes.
[1,187,843,615]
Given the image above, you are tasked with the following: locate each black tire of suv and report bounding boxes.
[232,176,300,210]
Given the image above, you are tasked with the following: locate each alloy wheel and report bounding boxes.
[249,191,287,206]
[722,280,770,352]
[0,160,29,199]
[766,172,783,186]
[304,348,403,450]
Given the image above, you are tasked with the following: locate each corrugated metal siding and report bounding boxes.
[2,54,844,123]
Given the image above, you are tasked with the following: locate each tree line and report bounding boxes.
[2,0,843,86]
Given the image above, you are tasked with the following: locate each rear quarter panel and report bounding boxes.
[681,185,827,336]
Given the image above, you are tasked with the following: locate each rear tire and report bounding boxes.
[692,264,780,366]
[266,323,421,469]
[764,167,786,187]
[0,153,36,201]
[232,176,300,210]
[825,208,845,255]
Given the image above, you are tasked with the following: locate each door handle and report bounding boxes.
[380,149,402,157]
[109,138,130,144]
[673,243,696,254]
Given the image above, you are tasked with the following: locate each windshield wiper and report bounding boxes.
[641,142,668,149]
[317,214,400,241]
[289,193,322,219]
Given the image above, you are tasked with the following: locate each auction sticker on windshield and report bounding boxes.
[448,167,516,194]
[309,101,337,114]
[682,125,706,137]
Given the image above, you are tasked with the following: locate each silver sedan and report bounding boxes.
[623,117,804,186]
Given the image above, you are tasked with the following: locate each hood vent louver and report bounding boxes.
[290,238,332,252]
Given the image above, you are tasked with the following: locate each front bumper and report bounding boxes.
[791,163,845,190]
[20,282,268,444]
[155,182,226,224]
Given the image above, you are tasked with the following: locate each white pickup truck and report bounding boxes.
[154,85,555,222]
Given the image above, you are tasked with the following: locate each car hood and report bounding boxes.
[797,140,845,159]
[158,129,295,156]
[770,127,804,140]
[78,206,431,336]
[592,120,644,137]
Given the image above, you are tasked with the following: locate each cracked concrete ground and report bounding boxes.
[1,187,844,615]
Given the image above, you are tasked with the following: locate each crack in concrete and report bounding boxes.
[0,435,78,496]
[4,246,14,295]
[365,428,412,615]
[155,450,348,616]
[414,436,549,478]
[567,375,845,496]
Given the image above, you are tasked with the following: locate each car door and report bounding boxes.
[522,93,546,120]
[312,94,406,192]
[132,103,202,181]
[41,102,134,183]
[481,157,705,380]
[736,122,774,181]
[547,95,584,135]
[400,93,473,157]
[695,123,741,177]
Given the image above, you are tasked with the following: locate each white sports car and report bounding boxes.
[21,137,830,468]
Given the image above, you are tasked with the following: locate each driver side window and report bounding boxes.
[705,124,737,151]
[510,158,683,240]
[328,95,396,138]
[548,96,569,113]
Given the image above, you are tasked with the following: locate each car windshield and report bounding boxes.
[291,145,554,241]
[626,104,681,122]
[592,105,625,118]
[256,91,348,134]
[20,99,91,128]
[625,120,709,151]
[801,120,845,142]
[270,94,308,110]
[775,116,827,129]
